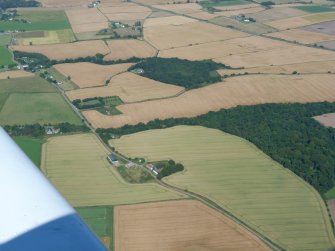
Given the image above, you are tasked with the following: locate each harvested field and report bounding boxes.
[54,62,133,88]
[314,113,335,128]
[148,11,174,18]
[115,200,271,251]
[265,29,335,44]
[105,12,151,21]
[317,40,335,50]
[248,7,307,22]
[66,8,108,34]
[209,16,277,35]
[83,74,335,128]
[41,133,186,207]
[99,4,152,20]
[111,125,335,251]
[0,93,81,125]
[217,60,335,75]
[159,35,288,61]
[215,44,335,68]
[144,21,248,50]
[302,20,335,35]
[186,11,225,20]
[66,72,184,102]
[104,40,157,61]
[219,6,265,17]
[152,3,202,14]
[39,0,89,7]
[143,15,197,27]
[10,40,110,60]
[266,12,335,30]
[135,0,195,4]
[0,70,33,80]
[215,3,259,11]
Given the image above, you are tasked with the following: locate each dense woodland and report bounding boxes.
[128,58,226,89]
[97,102,335,195]
[0,0,39,9]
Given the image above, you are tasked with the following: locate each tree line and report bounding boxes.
[97,102,335,195]
[0,0,40,9]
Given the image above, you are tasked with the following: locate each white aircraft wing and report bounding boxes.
[0,127,108,251]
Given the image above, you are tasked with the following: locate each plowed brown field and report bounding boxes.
[54,62,133,88]
[66,72,184,102]
[115,200,271,251]
[10,40,110,60]
[82,74,335,128]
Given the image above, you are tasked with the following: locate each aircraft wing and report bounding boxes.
[0,127,108,251]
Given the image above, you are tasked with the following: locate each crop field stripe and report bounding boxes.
[110,126,335,251]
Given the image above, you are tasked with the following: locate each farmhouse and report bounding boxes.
[107,153,119,166]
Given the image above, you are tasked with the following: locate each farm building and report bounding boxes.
[107,153,119,166]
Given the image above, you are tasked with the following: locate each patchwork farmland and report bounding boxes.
[110,126,335,251]
[115,200,271,251]
[66,72,184,103]
[82,74,335,128]
[41,133,186,207]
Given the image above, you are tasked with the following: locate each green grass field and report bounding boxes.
[0,76,81,125]
[14,137,43,167]
[76,206,113,250]
[0,46,15,66]
[325,187,335,200]
[111,126,335,251]
[0,34,11,46]
[41,133,187,207]
[0,10,71,31]
[0,93,81,125]
[20,29,75,45]
[294,5,335,13]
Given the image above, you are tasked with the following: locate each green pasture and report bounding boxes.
[201,0,249,7]
[14,137,43,167]
[0,46,15,66]
[0,10,71,31]
[111,125,335,251]
[0,93,82,125]
[294,5,335,13]
[0,34,11,46]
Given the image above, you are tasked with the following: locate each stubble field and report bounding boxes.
[0,70,33,80]
[114,200,271,251]
[41,133,186,207]
[54,62,133,88]
[110,125,335,251]
[104,40,157,61]
[83,74,335,128]
[10,40,110,60]
[66,72,184,103]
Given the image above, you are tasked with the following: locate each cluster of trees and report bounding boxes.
[13,51,142,71]
[0,0,40,9]
[72,97,105,110]
[97,102,335,195]
[4,122,89,137]
[156,160,184,180]
[128,58,226,89]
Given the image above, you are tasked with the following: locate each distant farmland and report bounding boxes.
[111,126,335,251]
[115,200,271,251]
[41,133,186,207]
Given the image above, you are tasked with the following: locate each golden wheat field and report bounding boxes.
[83,74,335,128]
[104,40,157,61]
[10,40,110,60]
[66,72,184,102]
[54,62,133,88]
[143,15,197,27]
[110,125,335,251]
[152,3,202,14]
[144,21,248,50]
[0,70,34,80]
[115,200,271,251]
[66,8,109,34]
[41,133,186,207]
[265,29,335,44]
